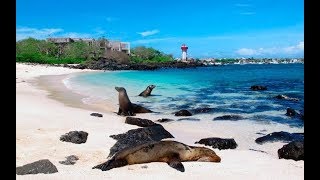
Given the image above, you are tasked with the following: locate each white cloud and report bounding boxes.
[132,37,174,44]
[61,32,92,38]
[16,27,63,41]
[16,26,110,41]
[283,41,304,53]
[236,41,304,56]
[297,41,304,50]
[236,48,259,56]
[138,29,160,37]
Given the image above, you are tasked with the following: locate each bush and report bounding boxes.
[16,38,91,64]
[130,46,173,63]
[16,38,173,65]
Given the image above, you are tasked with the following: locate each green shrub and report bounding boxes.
[129,46,173,63]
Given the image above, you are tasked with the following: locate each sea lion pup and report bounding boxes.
[115,87,153,116]
[139,85,156,97]
[93,140,221,172]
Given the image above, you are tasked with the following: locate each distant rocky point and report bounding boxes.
[67,58,205,70]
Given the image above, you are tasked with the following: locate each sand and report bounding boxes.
[16,63,304,179]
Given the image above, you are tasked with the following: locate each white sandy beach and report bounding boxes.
[16,63,304,179]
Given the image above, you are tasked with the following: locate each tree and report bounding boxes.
[16,38,42,55]
[130,46,173,63]
[63,41,92,60]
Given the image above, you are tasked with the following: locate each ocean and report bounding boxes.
[64,63,304,128]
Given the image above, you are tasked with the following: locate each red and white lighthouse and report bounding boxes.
[181,44,188,61]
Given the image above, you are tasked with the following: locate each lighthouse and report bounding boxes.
[181,44,188,62]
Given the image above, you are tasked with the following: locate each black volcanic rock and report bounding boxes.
[195,137,238,150]
[174,110,192,116]
[90,113,103,117]
[285,108,304,120]
[213,115,243,121]
[71,58,205,71]
[156,118,174,123]
[177,118,200,121]
[125,117,158,127]
[285,108,297,117]
[108,125,174,157]
[16,159,58,175]
[274,94,299,101]
[191,107,215,114]
[255,131,304,144]
[59,155,79,165]
[250,85,267,91]
[278,141,304,161]
[60,131,88,144]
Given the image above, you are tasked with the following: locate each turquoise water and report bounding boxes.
[65,64,304,127]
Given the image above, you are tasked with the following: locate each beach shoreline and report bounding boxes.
[36,73,117,113]
[16,62,304,179]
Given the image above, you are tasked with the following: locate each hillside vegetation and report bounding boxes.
[16,38,173,65]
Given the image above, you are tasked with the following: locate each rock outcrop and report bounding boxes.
[174,110,192,116]
[278,141,304,161]
[195,137,238,150]
[59,155,79,165]
[255,131,304,144]
[125,117,158,127]
[213,115,243,121]
[16,159,58,175]
[250,85,267,91]
[60,131,88,144]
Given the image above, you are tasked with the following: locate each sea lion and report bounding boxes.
[139,85,156,97]
[115,87,153,116]
[93,140,221,172]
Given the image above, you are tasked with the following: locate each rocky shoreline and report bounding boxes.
[21,57,303,71]
[65,58,206,70]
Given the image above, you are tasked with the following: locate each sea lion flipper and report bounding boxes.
[117,108,122,115]
[93,159,128,171]
[132,103,153,113]
[167,156,185,172]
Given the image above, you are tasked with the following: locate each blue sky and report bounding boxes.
[16,0,304,58]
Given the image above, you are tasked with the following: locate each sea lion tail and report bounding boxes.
[166,154,185,172]
[93,159,128,171]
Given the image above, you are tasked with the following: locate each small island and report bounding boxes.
[16,37,303,70]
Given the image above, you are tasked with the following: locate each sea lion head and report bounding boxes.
[115,87,126,92]
[189,146,221,162]
[148,85,156,90]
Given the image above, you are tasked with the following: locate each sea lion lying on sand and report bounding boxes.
[139,85,156,97]
[115,87,152,116]
[93,140,221,172]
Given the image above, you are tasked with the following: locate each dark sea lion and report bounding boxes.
[93,140,221,172]
[115,87,153,116]
[139,85,156,97]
